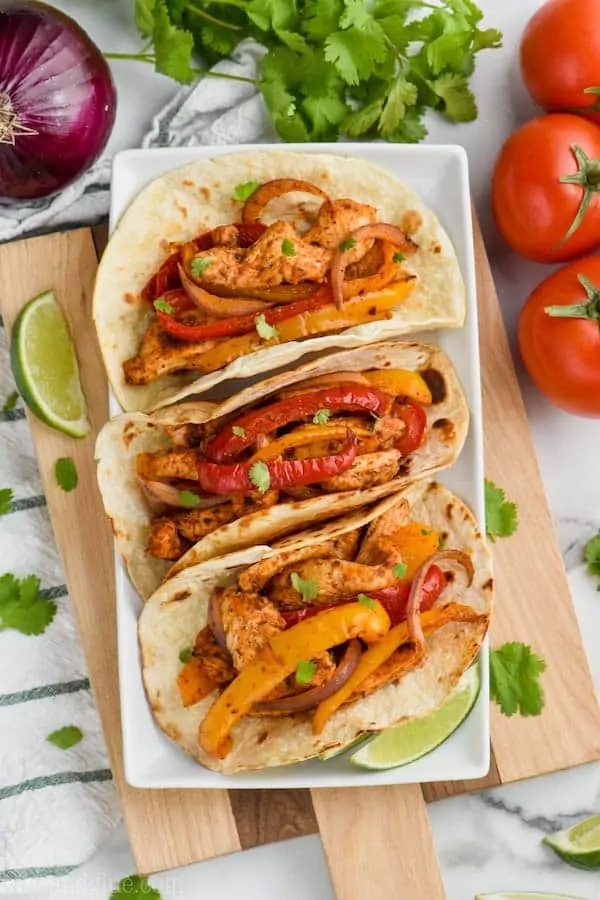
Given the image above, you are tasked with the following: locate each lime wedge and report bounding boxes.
[543,813,600,870]
[319,735,370,761]
[349,663,480,771]
[10,290,90,439]
[475,893,586,899]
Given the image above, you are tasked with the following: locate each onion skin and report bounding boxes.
[0,1,116,201]
[254,640,362,714]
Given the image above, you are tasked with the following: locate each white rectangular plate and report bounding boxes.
[109,143,489,789]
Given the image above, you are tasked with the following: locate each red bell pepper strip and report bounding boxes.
[141,223,267,304]
[281,565,445,628]
[393,401,428,455]
[197,430,358,495]
[155,287,334,344]
[204,384,387,463]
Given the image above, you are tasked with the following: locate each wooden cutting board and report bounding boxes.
[1,216,599,900]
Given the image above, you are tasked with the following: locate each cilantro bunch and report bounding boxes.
[121,0,502,143]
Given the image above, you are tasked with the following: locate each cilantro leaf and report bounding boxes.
[3,390,18,411]
[388,108,428,143]
[55,458,78,493]
[110,875,161,900]
[154,298,173,314]
[584,533,600,583]
[342,98,384,137]
[393,252,405,263]
[301,93,348,138]
[325,23,388,86]
[179,646,193,663]
[179,490,201,507]
[135,0,155,36]
[290,571,318,602]
[393,562,407,579]
[196,22,240,59]
[249,460,271,493]
[339,237,357,252]
[296,659,317,684]
[302,0,344,41]
[0,488,13,516]
[430,73,478,122]
[484,479,518,541]
[247,0,297,32]
[357,593,377,609]
[232,181,261,202]
[255,313,279,341]
[473,27,503,51]
[313,408,331,425]
[281,238,296,257]
[489,642,546,717]
[153,0,195,84]
[378,74,418,137]
[232,426,246,438]
[190,256,214,277]
[47,725,83,750]
[0,573,57,636]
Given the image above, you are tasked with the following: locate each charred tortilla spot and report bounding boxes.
[401,209,422,236]
[257,731,269,744]
[124,292,137,305]
[431,241,442,254]
[444,571,455,583]
[483,577,494,591]
[445,503,453,518]
[421,369,446,403]
[432,417,455,443]
[162,589,192,606]
[396,460,411,476]
[368,306,377,315]
[200,187,210,201]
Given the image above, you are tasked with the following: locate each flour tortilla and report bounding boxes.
[93,150,466,412]
[95,341,469,600]
[138,483,493,774]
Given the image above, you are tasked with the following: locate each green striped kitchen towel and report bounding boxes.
[0,321,121,893]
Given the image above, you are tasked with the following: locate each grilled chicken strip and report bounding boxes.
[194,625,236,687]
[320,449,402,492]
[268,558,398,610]
[147,518,191,560]
[238,530,361,593]
[123,322,216,385]
[219,589,286,670]
[304,199,377,265]
[356,500,410,566]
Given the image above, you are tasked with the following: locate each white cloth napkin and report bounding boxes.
[0,39,269,894]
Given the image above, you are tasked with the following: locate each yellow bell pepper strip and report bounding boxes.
[250,424,373,462]
[312,602,484,735]
[391,523,441,580]
[198,600,391,759]
[342,241,404,301]
[192,279,415,376]
[364,369,432,405]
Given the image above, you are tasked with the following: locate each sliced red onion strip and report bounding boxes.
[405,549,474,648]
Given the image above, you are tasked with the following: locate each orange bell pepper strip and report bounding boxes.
[198,600,391,759]
[312,602,484,735]
[250,423,373,462]
[178,657,218,708]
[364,369,432,405]
[343,241,404,300]
[391,523,441,580]
[192,279,415,376]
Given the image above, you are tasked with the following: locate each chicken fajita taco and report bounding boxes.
[93,151,466,412]
[138,482,493,773]
[95,342,469,600]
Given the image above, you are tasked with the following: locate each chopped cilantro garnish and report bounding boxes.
[179,646,193,663]
[255,314,279,341]
[393,563,407,579]
[190,256,214,278]
[0,488,13,516]
[357,593,376,609]
[179,490,201,507]
[47,725,83,750]
[489,642,546,717]
[393,252,406,264]
[584,533,600,590]
[339,237,357,252]
[249,460,271,493]
[312,408,331,426]
[110,875,161,900]
[420,528,430,536]
[281,239,296,257]
[485,478,518,541]
[0,573,57,635]
[154,297,173,315]
[290,571,318,602]
[2,390,18,411]
[232,180,260,202]
[232,425,246,438]
[55,457,78,493]
[296,659,317,685]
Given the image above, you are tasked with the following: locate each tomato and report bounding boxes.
[492,114,600,263]
[517,254,600,417]
[520,0,600,122]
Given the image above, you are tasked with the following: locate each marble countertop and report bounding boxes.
[11,1,600,897]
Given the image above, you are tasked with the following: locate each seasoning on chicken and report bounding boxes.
[147,518,190,560]
[356,500,410,566]
[320,449,402,492]
[123,322,216,385]
[268,558,399,610]
[238,530,361,593]
[219,589,286,670]
[177,626,236,707]
[304,199,377,265]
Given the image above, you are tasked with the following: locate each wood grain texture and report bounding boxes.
[0,230,241,875]
[422,751,500,802]
[229,790,318,849]
[313,785,445,900]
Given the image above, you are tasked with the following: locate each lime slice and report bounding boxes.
[543,813,600,870]
[349,663,480,771]
[10,290,90,439]
[475,893,586,900]
[319,735,370,761]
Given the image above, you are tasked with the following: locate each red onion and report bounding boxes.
[254,640,362,714]
[406,550,474,647]
[0,1,116,201]
[178,264,272,317]
[207,590,227,651]
[139,476,232,509]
